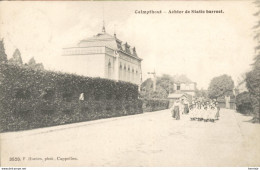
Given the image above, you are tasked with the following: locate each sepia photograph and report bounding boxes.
[0,0,260,167]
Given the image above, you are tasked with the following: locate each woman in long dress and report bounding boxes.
[209,105,216,122]
[189,104,195,120]
[171,104,176,118]
[184,101,189,114]
[173,100,181,120]
[215,102,220,120]
[203,105,209,122]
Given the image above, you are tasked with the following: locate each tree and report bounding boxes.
[0,39,7,63]
[27,57,44,70]
[208,74,234,99]
[140,78,154,98]
[28,57,36,66]
[140,74,174,99]
[245,0,260,122]
[195,88,208,98]
[9,48,23,66]
[236,91,253,115]
[156,74,174,95]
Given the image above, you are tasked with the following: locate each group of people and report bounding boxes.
[189,101,220,122]
[171,99,220,122]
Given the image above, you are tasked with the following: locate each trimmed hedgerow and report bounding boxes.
[141,98,169,112]
[0,63,143,132]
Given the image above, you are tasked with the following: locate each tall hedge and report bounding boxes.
[141,98,169,112]
[235,92,253,115]
[0,63,142,132]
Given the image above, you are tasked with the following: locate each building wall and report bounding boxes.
[105,54,116,80]
[62,46,142,85]
[61,53,105,78]
[118,51,141,85]
[174,82,196,91]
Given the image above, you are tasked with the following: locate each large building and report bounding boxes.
[62,26,142,85]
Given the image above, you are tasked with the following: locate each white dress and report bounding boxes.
[209,108,217,120]
[203,108,209,120]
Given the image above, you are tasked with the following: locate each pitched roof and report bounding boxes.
[168,93,186,99]
[78,32,117,49]
[77,32,141,59]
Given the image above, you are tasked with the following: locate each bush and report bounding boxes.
[141,98,169,112]
[0,63,142,132]
[236,92,253,115]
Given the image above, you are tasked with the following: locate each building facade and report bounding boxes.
[172,82,197,97]
[167,75,197,107]
[62,27,142,85]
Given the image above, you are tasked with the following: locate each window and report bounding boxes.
[177,84,181,90]
[128,66,130,81]
[124,65,126,81]
[136,70,139,83]
[132,69,134,82]
[108,60,112,79]
[119,64,122,80]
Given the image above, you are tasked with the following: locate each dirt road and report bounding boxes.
[1,109,259,166]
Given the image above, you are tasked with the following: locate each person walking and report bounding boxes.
[184,100,189,114]
[215,102,220,120]
[173,100,181,120]
[171,104,176,118]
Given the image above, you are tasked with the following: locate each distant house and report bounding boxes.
[171,75,197,97]
[167,75,197,107]
[168,92,192,108]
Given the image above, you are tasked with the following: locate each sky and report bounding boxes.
[0,1,258,89]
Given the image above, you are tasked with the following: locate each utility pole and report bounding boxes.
[148,69,156,92]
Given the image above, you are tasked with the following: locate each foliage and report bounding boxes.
[246,67,260,120]
[27,57,44,70]
[208,74,234,99]
[9,48,23,66]
[0,63,142,132]
[141,98,169,112]
[0,39,7,63]
[235,92,253,114]
[245,0,260,122]
[195,89,208,98]
[140,74,174,99]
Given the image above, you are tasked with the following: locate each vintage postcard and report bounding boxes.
[0,0,259,167]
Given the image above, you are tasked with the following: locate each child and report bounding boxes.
[189,104,196,121]
[203,105,209,122]
[209,105,216,122]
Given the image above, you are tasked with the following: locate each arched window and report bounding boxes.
[124,65,126,81]
[128,66,130,82]
[108,60,112,79]
[119,63,122,80]
[132,69,135,82]
[136,70,139,83]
